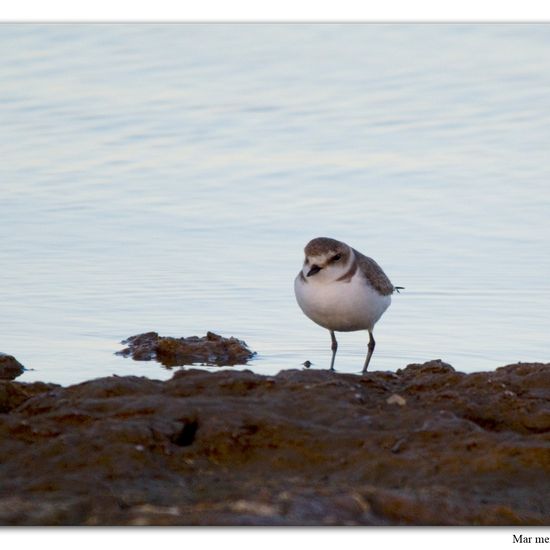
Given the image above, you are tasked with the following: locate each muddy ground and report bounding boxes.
[0,359,549,525]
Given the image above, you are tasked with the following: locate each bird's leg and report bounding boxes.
[362,330,375,374]
[329,330,338,371]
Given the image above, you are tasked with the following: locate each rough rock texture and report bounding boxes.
[0,359,549,525]
[0,353,25,380]
[116,331,256,367]
[0,380,58,413]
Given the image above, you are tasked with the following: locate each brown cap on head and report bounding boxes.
[304,237,348,257]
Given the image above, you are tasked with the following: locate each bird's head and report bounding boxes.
[301,237,352,282]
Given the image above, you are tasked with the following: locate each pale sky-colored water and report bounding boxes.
[1,24,549,385]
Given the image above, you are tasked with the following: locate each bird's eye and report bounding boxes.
[331,254,342,263]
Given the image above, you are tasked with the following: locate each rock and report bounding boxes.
[401,359,455,374]
[0,381,58,413]
[116,331,256,367]
[386,394,406,406]
[0,360,548,526]
[0,354,25,380]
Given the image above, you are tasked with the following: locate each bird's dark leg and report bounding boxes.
[362,330,375,374]
[329,330,338,371]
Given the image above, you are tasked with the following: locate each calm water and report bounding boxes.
[1,24,550,385]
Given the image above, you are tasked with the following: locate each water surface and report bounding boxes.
[1,24,549,385]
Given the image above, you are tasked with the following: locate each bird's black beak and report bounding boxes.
[307,264,322,277]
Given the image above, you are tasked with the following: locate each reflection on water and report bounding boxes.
[1,24,549,385]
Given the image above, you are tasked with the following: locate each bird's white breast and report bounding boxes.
[294,270,391,332]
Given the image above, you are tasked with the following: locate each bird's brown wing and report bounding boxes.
[352,248,395,296]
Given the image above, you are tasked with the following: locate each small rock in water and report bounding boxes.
[302,360,312,368]
[116,331,256,367]
[0,353,25,380]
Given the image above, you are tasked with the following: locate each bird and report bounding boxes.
[294,237,402,373]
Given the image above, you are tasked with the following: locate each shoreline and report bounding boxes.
[0,359,549,525]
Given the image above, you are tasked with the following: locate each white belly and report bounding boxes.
[294,272,391,332]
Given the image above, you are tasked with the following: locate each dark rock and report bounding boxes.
[0,360,549,525]
[116,331,256,367]
[0,381,59,413]
[0,354,25,380]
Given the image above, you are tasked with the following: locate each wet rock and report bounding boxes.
[116,331,256,367]
[386,394,406,406]
[0,381,59,413]
[0,353,25,380]
[400,359,455,374]
[0,360,548,525]
[0,496,89,525]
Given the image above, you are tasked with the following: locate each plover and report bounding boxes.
[294,237,402,373]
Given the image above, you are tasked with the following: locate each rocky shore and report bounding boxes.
[0,353,25,381]
[0,359,549,525]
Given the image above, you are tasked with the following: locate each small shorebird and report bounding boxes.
[294,237,402,373]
